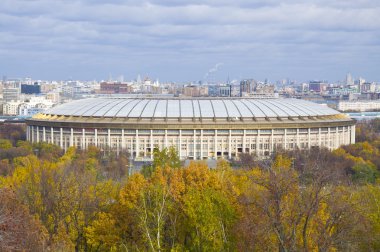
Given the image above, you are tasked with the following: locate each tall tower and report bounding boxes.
[346,73,353,86]
[240,79,256,97]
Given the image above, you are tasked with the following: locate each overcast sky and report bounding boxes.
[1,0,379,82]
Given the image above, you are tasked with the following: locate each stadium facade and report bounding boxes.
[27,97,355,160]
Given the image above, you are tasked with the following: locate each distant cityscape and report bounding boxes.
[0,73,379,118]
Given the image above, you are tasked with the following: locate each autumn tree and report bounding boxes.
[0,188,47,251]
[0,123,26,145]
[354,184,380,251]
[1,147,118,251]
[237,153,365,251]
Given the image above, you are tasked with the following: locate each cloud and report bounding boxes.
[0,0,379,81]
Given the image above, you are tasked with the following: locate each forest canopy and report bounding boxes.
[1,120,380,251]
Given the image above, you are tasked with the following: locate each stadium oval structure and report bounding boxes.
[27,97,355,160]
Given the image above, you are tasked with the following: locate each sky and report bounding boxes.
[0,0,379,83]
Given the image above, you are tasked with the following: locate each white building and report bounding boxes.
[338,100,380,112]
[27,97,355,160]
[2,96,55,116]
[3,87,20,102]
[3,101,21,115]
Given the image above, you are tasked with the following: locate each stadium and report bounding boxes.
[27,97,355,160]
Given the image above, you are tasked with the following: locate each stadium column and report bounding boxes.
[270,129,274,154]
[328,127,331,150]
[31,126,34,143]
[108,128,111,150]
[130,131,134,159]
[214,130,218,158]
[94,129,98,147]
[43,127,46,142]
[318,128,321,147]
[249,136,252,154]
[121,129,125,150]
[82,128,85,149]
[136,129,139,158]
[296,128,299,148]
[60,128,63,149]
[256,130,260,157]
[243,129,246,153]
[150,129,153,160]
[228,129,232,159]
[179,129,182,159]
[351,125,355,144]
[284,128,287,149]
[200,129,203,159]
[116,136,119,156]
[165,129,168,149]
[51,127,54,145]
[342,126,345,145]
[335,126,339,148]
[70,128,74,147]
[308,128,311,149]
[193,129,196,160]
[36,126,39,143]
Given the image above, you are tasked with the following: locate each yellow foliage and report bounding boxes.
[272,154,292,169]
[119,173,146,208]
[183,161,221,191]
[51,223,75,252]
[332,147,347,156]
[85,212,121,250]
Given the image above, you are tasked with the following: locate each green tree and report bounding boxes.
[142,147,181,178]
[153,147,181,170]
[0,139,12,149]
[352,162,379,184]
[183,187,236,251]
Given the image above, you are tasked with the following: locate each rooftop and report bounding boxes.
[43,97,340,120]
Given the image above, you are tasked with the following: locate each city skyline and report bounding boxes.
[1,0,379,82]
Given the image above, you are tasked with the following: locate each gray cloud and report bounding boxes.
[0,0,379,81]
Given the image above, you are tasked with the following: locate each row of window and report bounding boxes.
[30,126,352,136]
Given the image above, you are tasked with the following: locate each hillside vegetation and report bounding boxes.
[1,121,380,251]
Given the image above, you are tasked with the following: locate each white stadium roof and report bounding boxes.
[45,97,339,120]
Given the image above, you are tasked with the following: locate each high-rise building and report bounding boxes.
[240,79,256,96]
[21,84,41,94]
[3,87,20,102]
[360,82,376,93]
[183,85,208,97]
[309,81,328,93]
[346,73,354,86]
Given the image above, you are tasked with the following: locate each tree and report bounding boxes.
[0,188,47,251]
[354,184,380,251]
[0,139,12,150]
[153,147,181,170]
[0,124,26,145]
[32,141,63,162]
[142,147,181,178]
[182,187,236,251]
[1,148,118,251]
[352,162,379,184]
[236,154,363,251]
[234,152,257,170]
